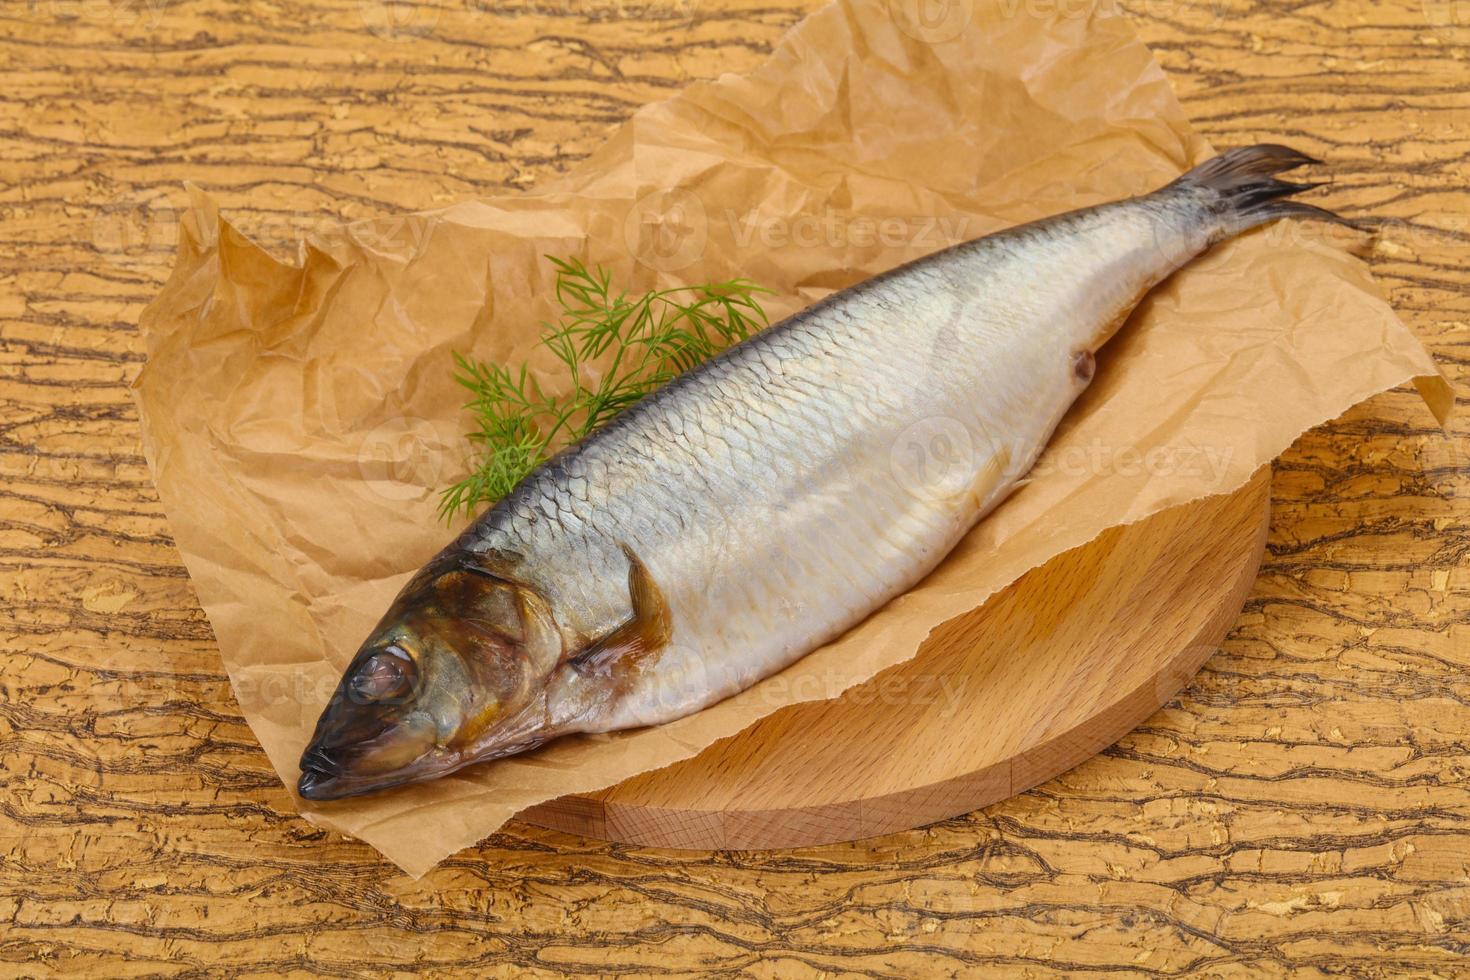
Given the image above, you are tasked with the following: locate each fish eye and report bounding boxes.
[348,644,416,704]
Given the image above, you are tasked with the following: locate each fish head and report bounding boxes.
[297,554,563,801]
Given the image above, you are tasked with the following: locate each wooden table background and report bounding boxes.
[2,0,1467,974]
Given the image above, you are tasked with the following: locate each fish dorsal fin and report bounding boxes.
[568,544,672,678]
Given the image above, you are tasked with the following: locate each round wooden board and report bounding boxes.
[519,468,1272,849]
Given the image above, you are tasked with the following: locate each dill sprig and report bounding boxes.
[440,256,770,521]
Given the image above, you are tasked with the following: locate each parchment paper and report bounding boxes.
[132,0,1453,877]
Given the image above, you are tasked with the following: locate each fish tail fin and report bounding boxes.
[1170,144,1367,237]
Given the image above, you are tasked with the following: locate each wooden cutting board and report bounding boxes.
[520,467,1271,849]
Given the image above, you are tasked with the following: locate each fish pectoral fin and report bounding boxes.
[568,544,673,678]
[966,447,1012,512]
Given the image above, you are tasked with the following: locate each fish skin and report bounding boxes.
[300,145,1349,799]
[454,159,1257,731]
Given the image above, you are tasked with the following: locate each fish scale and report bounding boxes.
[299,145,1355,800]
[467,227,1113,724]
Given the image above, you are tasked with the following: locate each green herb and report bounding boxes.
[440,256,771,521]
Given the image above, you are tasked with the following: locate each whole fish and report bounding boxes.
[299,145,1350,800]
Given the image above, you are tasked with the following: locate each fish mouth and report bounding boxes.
[295,745,428,801]
[296,733,557,801]
[296,762,430,801]
[297,764,348,801]
[297,744,354,801]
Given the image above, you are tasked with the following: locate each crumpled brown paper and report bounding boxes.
[133,0,1453,877]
